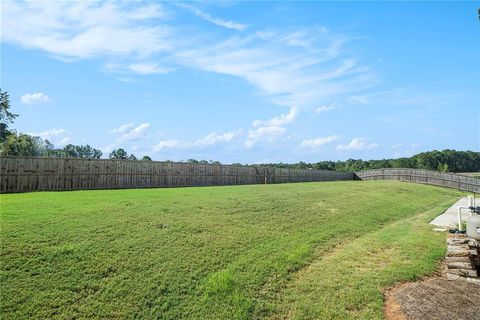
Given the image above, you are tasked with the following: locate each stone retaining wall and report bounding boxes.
[446,234,480,284]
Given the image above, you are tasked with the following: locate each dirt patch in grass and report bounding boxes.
[384,293,407,320]
[384,272,480,320]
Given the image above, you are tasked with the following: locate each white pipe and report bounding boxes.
[468,195,474,208]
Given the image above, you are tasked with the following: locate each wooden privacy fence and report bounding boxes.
[2,157,478,194]
[356,168,480,193]
[0,157,354,193]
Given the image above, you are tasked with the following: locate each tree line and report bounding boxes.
[256,149,480,173]
[1,89,478,172]
[0,89,151,160]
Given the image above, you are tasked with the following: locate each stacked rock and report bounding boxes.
[446,234,480,284]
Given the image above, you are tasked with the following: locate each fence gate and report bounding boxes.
[265,168,275,184]
[254,167,276,184]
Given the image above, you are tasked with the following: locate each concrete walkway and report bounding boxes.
[430,197,473,229]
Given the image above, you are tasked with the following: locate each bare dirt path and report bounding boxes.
[384,273,480,320]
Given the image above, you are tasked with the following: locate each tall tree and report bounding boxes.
[109,148,128,160]
[0,89,18,143]
[63,144,102,159]
[1,133,41,156]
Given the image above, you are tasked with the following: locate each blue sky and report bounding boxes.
[1,1,478,163]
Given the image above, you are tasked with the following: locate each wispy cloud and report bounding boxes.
[245,107,298,148]
[176,30,375,108]
[337,138,378,150]
[128,63,173,75]
[252,106,298,127]
[347,88,467,111]
[300,135,339,149]
[104,62,174,75]
[104,123,151,153]
[2,1,172,60]
[245,126,286,149]
[152,139,184,152]
[109,122,135,134]
[194,131,240,147]
[3,2,375,109]
[177,3,246,31]
[29,128,67,139]
[152,130,241,152]
[120,123,151,141]
[28,128,70,146]
[314,102,337,114]
[21,92,50,104]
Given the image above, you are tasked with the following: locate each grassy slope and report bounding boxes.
[265,199,454,319]
[0,181,461,319]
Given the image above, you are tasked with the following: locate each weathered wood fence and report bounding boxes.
[356,168,480,193]
[0,157,354,193]
[2,157,478,193]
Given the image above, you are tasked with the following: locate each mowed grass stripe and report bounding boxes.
[262,199,456,319]
[0,181,461,319]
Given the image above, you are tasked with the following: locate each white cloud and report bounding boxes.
[120,123,150,141]
[176,31,376,108]
[300,135,339,149]
[177,3,246,31]
[152,130,241,152]
[4,2,375,106]
[21,92,50,104]
[347,89,464,108]
[245,126,286,148]
[252,106,298,127]
[337,138,378,151]
[104,123,151,153]
[104,62,174,75]
[152,139,184,152]
[194,131,239,147]
[28,128,70,146]
[128,63,173,75]
[109,122,135,134]
[29,128,67,140]
[245,107,298,148]
[2,1,171,60]
[314,103,336,114]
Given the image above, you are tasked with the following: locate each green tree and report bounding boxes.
[63,144,78,157]
[62,144,102,159]
[109,148,128,159]
[0,89,18,143]
[142,155,152,161]
[1,133,42,156]
[255,149,479,173]
[437,163,449,172]
[128,154,137,160]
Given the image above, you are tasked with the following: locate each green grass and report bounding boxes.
[0,181,461,319]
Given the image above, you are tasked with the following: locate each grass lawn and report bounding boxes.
[0,181,462,319]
